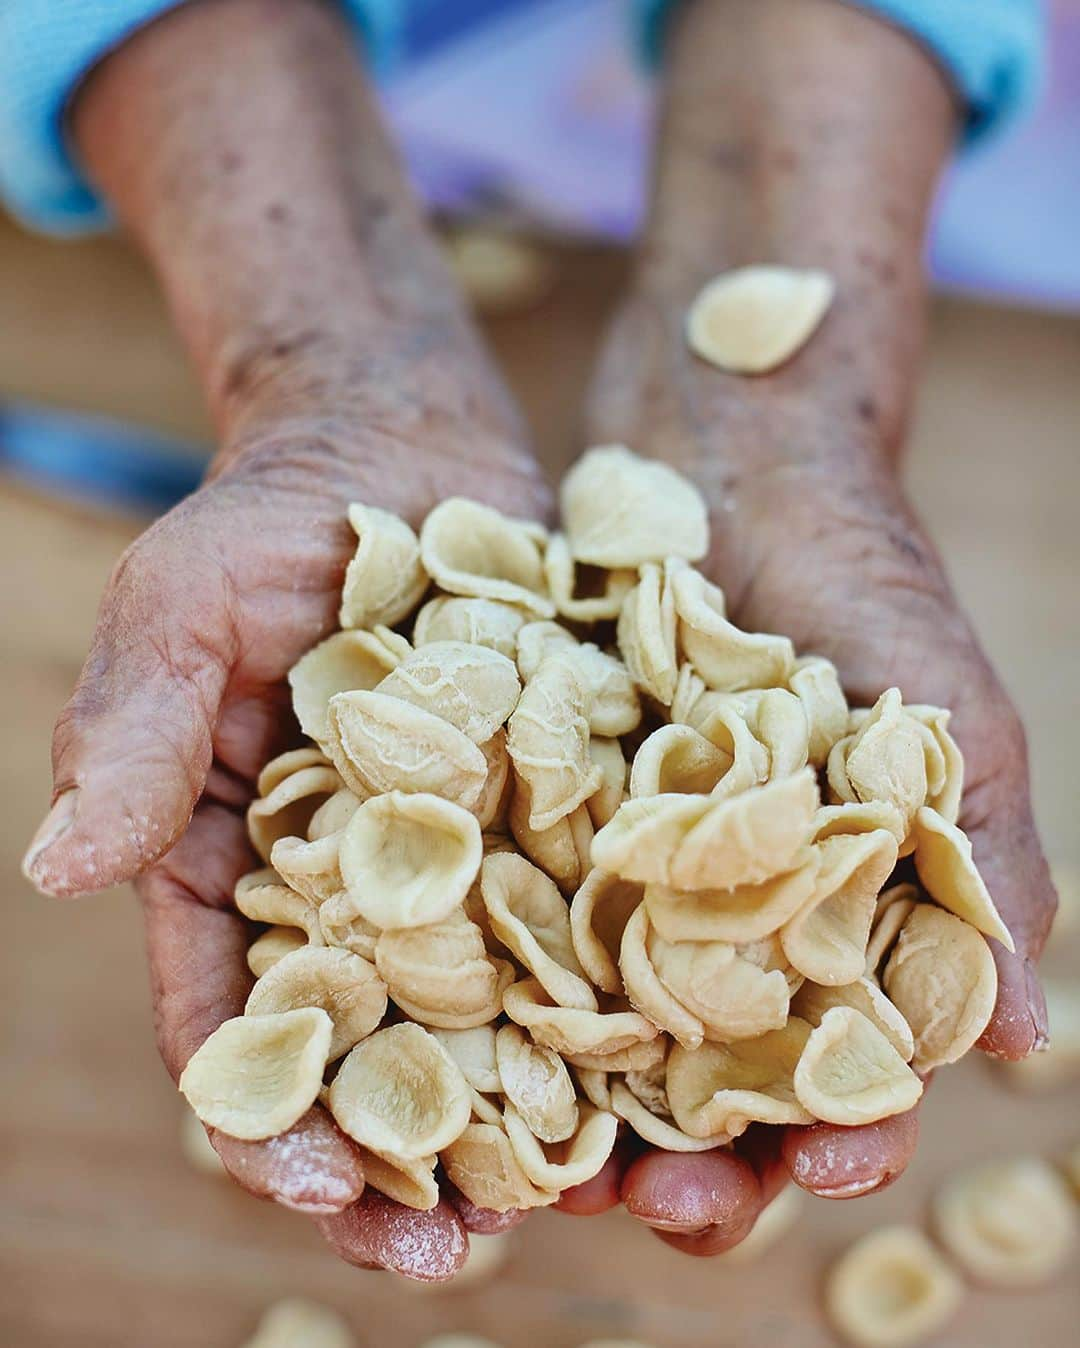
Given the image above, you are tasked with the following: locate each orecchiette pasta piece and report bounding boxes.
[440,1122,558,1212]
[502,978,659,1058]
[355,1147,439,1211]
[825,1226,963,1348]
[372,624,412,663]
[257,746,331,797]
[374,909,511,1028]
[495,1025,579,1144]
[328,1022,471,1157]
[269,831,342,906]
[338,502,428,629]
[593,770,818,891]
[792,976,914,1062]
[999,977,1080,1090]
[793,1006,923,1125]
[905,704,964,824]
[563,1035,668,1073]
[247,764,342,863]
[624,1055,671,1115]
[629,723,732,798]
[507,655,603,831]
[788,655,849,767]
[572,644,642,738]
[240,1299,355,1348]
[680,694,772,796]
[246,947,388,1061]
[514,619,578,680]
[247,926,307,977]
[586,737,627,830]
[609,1080,727,1153]
[317,891,379,960]
[374,640,521,745]
[616,559,681,705]
[560,444,708,567]
[827,689,927,838]
[480,852,597,1010]
[288,629,403,747]
[685,265,834,375]
[503,1102,619,1192]
[728,688,810,779]
[467,729,513,833]
[575,1068,613,1111]
[813,799,906,850]
[672,567,795,692]
[307,787,363,841]
[683,770,815,892]
[933,1157,1077,1287]
[780,828,899,987]
[618,903,705,1049]
[467,1088,504,1127]
[644,852,819,946]
[666,1022,813,1139]
[428,1025,501,1095]
[520,623,640,736]
[882,904,997,1072]
[235,871,324,945]
[864,884,919,977]
[911,807,1014,951]
[419,497,553,616]
[652,929,795,1042]
[667,768,818,889]
[669,660,707,724]
[508,784,593,894]
[717,1185,805,1265]
[570,869,643,995]
[412,595,527,659]
[338,791,482,931]
[179,1008,332,1140]
[326,690,487,809]
[543,531,637,622]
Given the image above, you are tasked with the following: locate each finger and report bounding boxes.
[317,1191,469,1282]
[137,801,363,1210]
[781,1107,920,1198]
[555,1137,638,1216]
[960,762,1055,1060]
[445,1188,531,1234]
[23,517,235,897]
[210,1108,365,1214]
[620,1149,762,1255]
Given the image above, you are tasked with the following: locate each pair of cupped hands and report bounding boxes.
[23,284,1056,1281]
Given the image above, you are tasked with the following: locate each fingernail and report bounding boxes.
[22,789,79,886]
[646,1218,713,1235]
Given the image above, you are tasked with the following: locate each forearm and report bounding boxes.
[71,0,523,457]
[627,0,955,468]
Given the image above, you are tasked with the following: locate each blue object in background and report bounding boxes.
[0,402,205,513]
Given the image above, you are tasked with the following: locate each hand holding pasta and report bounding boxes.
[170,445,1024,1277]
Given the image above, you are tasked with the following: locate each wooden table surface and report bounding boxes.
[1,232,1078,1347]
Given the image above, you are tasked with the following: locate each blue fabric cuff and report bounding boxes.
[636,0,1046,143]
[0,0,400,237]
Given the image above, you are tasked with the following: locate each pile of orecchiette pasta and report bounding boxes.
[180,445,1013,1216]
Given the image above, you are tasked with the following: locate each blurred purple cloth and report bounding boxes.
[382,0,1079,311]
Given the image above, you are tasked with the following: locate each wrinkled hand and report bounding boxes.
[560,293,1057,1254]
[23,382,550,1280]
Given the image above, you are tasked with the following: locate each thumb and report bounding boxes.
[951,701,1056,1060]
[22,520,231,897]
